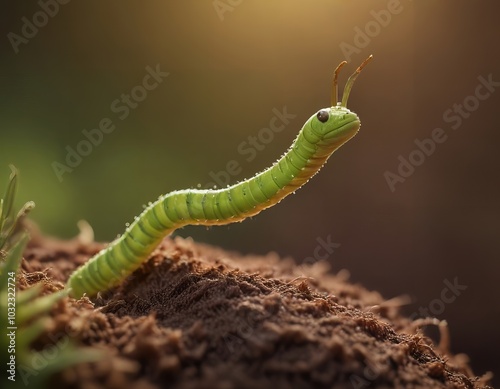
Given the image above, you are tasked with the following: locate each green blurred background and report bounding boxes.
[1,0,499,384]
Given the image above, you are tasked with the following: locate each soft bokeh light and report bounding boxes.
[1,0,499,383]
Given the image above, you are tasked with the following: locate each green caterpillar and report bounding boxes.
[67,55,373,298]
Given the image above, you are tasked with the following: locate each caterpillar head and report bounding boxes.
[312,106,360,142]
[310,55,372,143]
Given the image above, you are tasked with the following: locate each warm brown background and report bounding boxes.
[1,0,498,385]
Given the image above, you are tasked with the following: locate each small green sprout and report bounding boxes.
[0,166,101,388]
[0,165,34,254]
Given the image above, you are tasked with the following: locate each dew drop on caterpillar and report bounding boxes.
[67,55,373,298]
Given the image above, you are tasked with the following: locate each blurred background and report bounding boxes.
[1,0,498,384]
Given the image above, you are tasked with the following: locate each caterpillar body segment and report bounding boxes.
[67,56,372,298]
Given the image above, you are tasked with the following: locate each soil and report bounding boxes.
[19,227,492,389]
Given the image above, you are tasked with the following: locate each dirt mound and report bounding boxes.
[20,232,491,389]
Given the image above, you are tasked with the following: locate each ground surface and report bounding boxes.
[19,230,492,389]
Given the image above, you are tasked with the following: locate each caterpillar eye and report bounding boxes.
[316,109,329,123]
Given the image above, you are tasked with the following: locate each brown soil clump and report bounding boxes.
[20,232,492,389]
